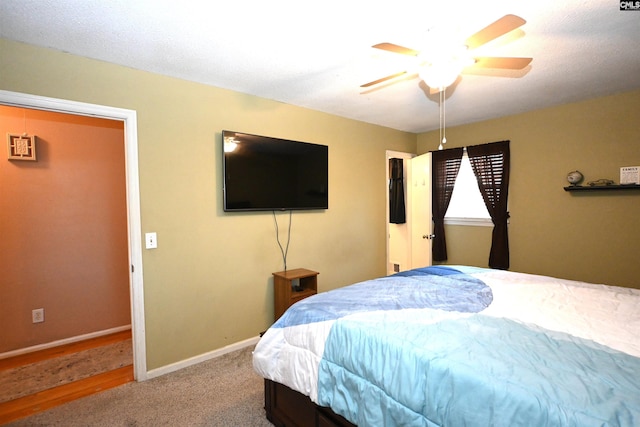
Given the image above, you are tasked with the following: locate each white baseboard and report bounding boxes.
[0,325,132,360]
[145,335,261,380]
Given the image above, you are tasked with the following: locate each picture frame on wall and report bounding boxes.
[7,133,37,161]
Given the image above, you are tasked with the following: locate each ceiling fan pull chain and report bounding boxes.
[438,88,447,150]
[438,89,442,150]
[442,88,447,148]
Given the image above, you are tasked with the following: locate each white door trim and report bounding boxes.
[0,90,147,381]
[385,150,415,274]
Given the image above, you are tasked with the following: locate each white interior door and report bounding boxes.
[409,152,432,269]
[386,151,432,274]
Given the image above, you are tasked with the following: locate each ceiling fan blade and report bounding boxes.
[465,14,526,50]
[361,71,409,88]
[470,56,532,70]
[372,43,419,56]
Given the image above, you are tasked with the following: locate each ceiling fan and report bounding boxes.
[361,14,532,92]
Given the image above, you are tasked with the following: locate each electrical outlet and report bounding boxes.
[32,308,44,323]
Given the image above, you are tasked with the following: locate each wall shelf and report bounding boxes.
[564,184,640,192]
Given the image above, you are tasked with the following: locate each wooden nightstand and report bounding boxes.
[273,268,318,321]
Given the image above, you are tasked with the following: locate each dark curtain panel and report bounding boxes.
[389,158,406,224]
[431,147,464,261]
[467,140,511,270]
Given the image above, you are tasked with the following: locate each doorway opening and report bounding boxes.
[0,89,147,381]
[385,150,433,274]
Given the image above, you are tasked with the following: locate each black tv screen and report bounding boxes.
[222,130,328,212]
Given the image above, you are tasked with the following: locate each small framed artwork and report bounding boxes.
[7,133,37,161]
[620,166,640,185]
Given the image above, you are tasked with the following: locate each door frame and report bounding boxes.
[0,90,147,380]
[385,150,415,274]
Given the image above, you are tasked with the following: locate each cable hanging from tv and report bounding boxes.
[273,210,292,271]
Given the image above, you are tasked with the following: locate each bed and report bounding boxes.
[252,265,640,427]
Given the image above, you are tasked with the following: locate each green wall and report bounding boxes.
[418,90,640,289]
[0,38,415,369]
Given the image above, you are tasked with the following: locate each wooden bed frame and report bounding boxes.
[264,379,356,427]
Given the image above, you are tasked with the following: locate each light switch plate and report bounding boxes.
[145,232,157,249]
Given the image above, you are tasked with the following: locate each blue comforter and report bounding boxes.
[254,266,640,427]
[274,266,493,328]
[319,314,640,426]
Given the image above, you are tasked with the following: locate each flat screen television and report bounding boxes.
[222,130,328,212]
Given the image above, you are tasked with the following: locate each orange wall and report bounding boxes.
[0,106,131,352]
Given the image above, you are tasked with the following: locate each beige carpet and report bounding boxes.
[6,346,272,426]
[0,339,132,403]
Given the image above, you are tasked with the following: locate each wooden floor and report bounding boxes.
[0,330,134,425]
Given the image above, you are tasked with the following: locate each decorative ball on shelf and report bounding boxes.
[567,170,584,186]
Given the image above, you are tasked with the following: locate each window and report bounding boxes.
[444,152,492,226]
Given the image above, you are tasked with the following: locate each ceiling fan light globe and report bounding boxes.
[417,43,469,89]
[419,62,462,89]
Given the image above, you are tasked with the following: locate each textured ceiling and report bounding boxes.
[1,0,639,133]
